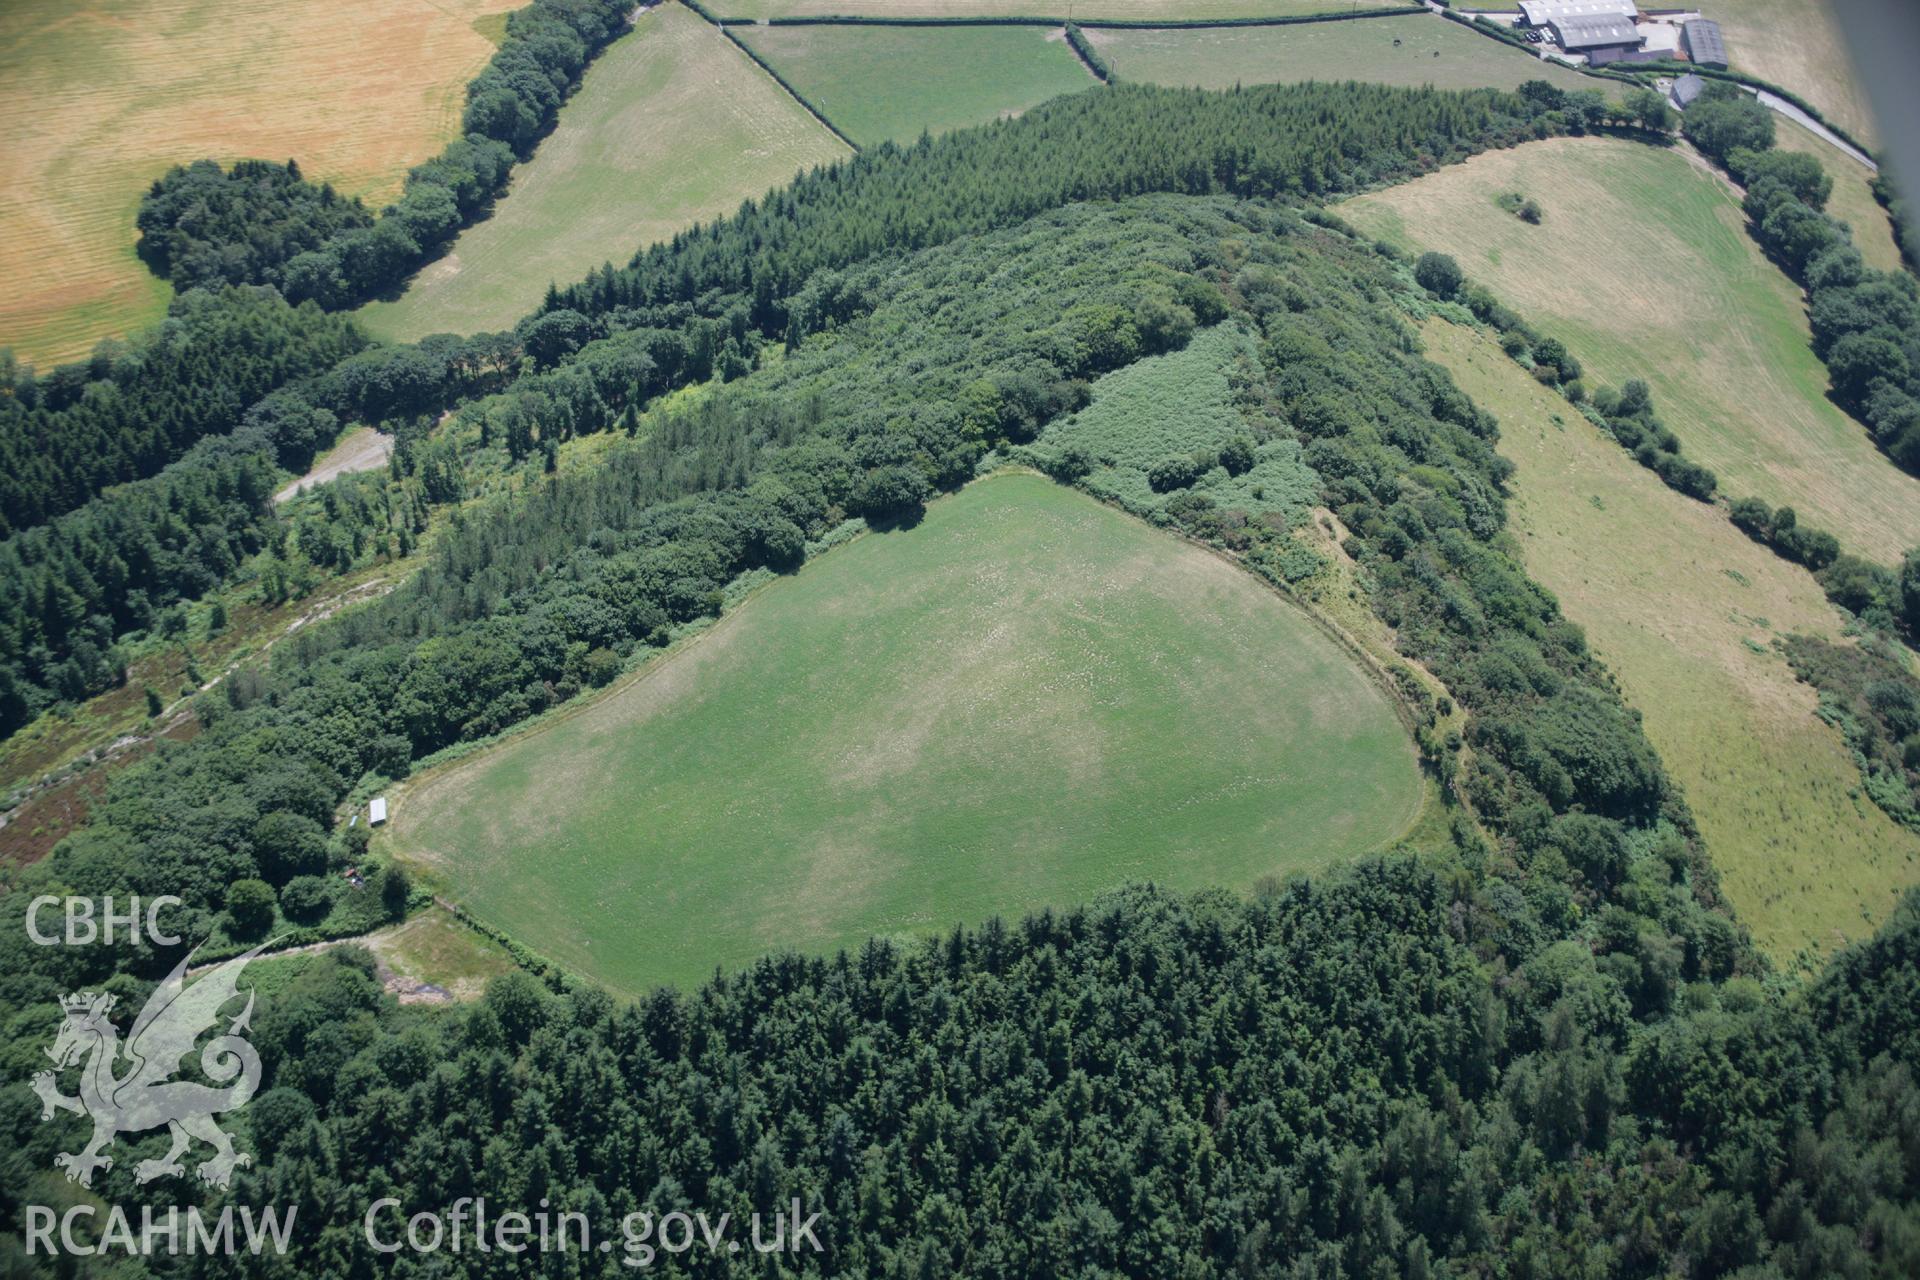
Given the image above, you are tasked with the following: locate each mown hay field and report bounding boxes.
[1089,13,1604,94]
[732,22,1095,146]
[392,473,1424,994]
[1343,137,1920,563]
[0,0,518,368]
[360,2,849,342]
[1424,320,1920,962]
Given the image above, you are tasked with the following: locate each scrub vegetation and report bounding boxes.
[4,78,1920,1277]
[1030,323,1321,525]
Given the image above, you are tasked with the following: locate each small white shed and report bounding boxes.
[369,796,388,826]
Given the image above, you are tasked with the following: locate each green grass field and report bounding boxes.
[360,2,848,343]
[393,472,1423,994]
[1423,319,1920,962]
[1342,137,1920,563]
[710,0,1407,18]
[1088,13,1602,94]
[733,23,1095,146]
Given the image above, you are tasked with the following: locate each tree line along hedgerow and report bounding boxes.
[7,188,1920,1274]
[0,79,1575,738]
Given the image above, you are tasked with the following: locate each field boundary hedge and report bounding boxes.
[1412,234,1911,663]
[698,5,1420,29]
[1064,21,1112,81]
[133,0,639,313]
[673,0,1736,163]
[1077,7,1416,28]
[434,896,587,992]
[1436,9,1881,157]
[718,23,864,149]
[1620,60,1877,160]
[766,12,1060,24]
[1438,9,1643,88]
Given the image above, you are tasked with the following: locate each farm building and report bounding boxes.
[1548,13,1645,64]
[1681,18,1728,69]
[1671,71,1706,108]
[370,796,388,826]
[1517,0,1636,27]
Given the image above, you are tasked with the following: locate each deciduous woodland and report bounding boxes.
[2,72,1918,1277]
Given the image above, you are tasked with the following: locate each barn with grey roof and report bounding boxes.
[1517,0,1636,25]
[1682,18,1728,69]
[1548,12,1645,64]
[1671,72,1707,109]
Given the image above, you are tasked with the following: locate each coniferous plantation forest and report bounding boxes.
[3,2,1920,1274]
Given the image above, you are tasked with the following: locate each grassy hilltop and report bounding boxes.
[398,473,1423,992]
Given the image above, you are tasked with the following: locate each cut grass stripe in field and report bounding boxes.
[732,22,1097,147]
[1342,137,1920,563]
[360,2,849,343]
[0,0,518,368]
[392,473,1424,995]
[1088,13,1605,95]
[1422,319,1920,962]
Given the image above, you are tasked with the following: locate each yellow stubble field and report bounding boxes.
[0,0,519,369]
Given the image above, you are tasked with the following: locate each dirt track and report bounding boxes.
[275,428,394,504]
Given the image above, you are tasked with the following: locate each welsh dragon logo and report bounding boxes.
[31,944,267,1190]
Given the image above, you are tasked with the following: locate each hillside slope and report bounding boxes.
[1343,137,1920,562]
[1424,319,1920,960]
[361,2,849,341]
[9,73,1920,1273]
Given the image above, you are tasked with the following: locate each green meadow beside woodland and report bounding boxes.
[396,472,1422,993]
[731,23,1095,148]
[3,26,1920,1276]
